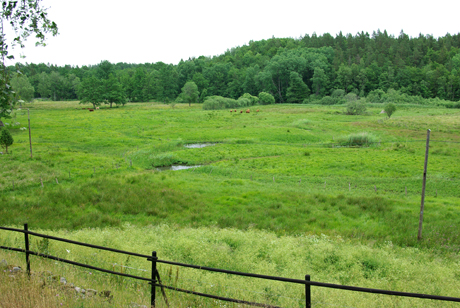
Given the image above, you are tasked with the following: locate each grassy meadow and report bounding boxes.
[1,100,460,306]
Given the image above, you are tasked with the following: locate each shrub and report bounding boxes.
[202,95,259,110]
[0,128,14,154]
[336,132,377,147]
[344,92,358,102]
[258,92,275,105]
[239,93,259,105]
[319,96,335,105]
[367,89,386,103]
[345,99,367,115]
[384,103,397,118]
[331,89,345,98]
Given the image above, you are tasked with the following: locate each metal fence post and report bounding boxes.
[305,275,311,308]
[24,223,31,276]
[151,251,157,307]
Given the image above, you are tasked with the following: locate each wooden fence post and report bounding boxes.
[24,224,31,277]
[305,275,311,308]
[151,251,157,307]
[28,109,33,159]
[418,129,431,241]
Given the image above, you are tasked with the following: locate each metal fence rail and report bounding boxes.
[1,224,460,308]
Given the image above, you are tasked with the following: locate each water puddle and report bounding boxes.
[184,143,217,149]
[156,165,202,171]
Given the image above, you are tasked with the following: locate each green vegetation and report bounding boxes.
[2,225,460,307]
[384,102,397,118]
[259,92,275,105]
[1,100,459,306]
[10,30,460,109]
[1,101,459,249]
[0,127,14,153]
[176,81,199,106]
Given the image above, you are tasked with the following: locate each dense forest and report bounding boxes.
[9,30,460,107]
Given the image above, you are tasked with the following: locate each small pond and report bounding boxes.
[184,143,217,149]
[156,165,202,171]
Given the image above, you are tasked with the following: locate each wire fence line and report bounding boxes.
[1,224,460,308]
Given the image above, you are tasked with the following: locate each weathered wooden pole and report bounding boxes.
[418,129,431,241]
[28,109,33,158]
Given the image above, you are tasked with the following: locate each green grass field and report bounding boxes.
[1,101,460,307]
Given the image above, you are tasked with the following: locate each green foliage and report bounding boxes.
[0,68,18,120]
[346,99,367,115]
[286,71,310,103]
[335,132,377,147]
[202,95,258,110]
[311,67,329,96]
[104,74,126,107]
[78,76,104,108]
[177,81,199,107]
[258,92,275,105]
[199,88,208,103]
[239,93,259,105]
[10,73,35,103]
[319,96,335,105]
[8,31,460,106]
[0,128,14,153]
[0,0,58,118]
[384,103,397,118]
[367,89,386,103]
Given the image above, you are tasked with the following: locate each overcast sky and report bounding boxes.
[5,0,460,67]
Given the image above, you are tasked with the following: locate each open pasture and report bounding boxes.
[1,101,460,307]
[0,101,459,250]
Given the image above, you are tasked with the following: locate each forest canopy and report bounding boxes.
[10,30,460,106]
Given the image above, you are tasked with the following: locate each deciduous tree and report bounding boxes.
[0,127,13,153]
[0,0,58,120]
[178,81,199,106]
[10,73,34,103]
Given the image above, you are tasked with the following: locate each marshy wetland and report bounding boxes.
[1,101,460,307]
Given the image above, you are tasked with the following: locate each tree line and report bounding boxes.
[9,30,460,106]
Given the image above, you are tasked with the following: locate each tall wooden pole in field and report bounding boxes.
[28,108,33,158]
[418,129,431,241]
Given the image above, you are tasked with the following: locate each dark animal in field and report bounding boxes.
[256,109,259,112]
[230,110,233,112]
[82,108,86,110]
[89,109,94,112]
[240,110,243,113]
[246,109,250,113]
[234,109,237,112]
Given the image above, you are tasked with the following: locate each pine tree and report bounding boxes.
[286,72,310,103]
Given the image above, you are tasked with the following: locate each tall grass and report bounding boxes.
[1,225,460,307]
[335,132,378,147]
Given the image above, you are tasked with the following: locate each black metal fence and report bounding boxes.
[1,224,460,307]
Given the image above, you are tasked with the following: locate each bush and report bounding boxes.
[239,93,259,105]
[344,92,358,102]
[367,89,386,103]
[345,99,367,115]
[0,128,13,154]
[336,132,377,147]
[319,96,335,105]
[258,92,275,105]
[384,103,397,118]
[202,95,259,110]
[331,89,345,98]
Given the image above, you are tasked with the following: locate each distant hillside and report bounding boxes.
[11,30,460,104]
